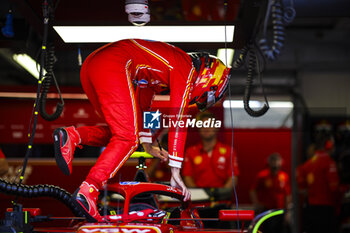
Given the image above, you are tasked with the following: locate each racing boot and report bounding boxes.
[73,182,103,222]
[53,126,81,176]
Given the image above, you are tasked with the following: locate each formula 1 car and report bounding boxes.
[0,153,284,233]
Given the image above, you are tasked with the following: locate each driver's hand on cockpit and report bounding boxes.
[170,167,191,201]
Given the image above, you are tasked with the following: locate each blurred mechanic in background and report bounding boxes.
[182,111,239,228]
[250,153,291,212]
[183,111,239,189]
[297,132,339,233]
[250,153,291,232]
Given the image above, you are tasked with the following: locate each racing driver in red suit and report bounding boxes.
[53,39,230,222]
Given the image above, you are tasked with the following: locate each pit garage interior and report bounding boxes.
[0,0,350,233]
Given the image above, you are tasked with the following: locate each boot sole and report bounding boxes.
[72,188,99,223]
[53,128,71,176]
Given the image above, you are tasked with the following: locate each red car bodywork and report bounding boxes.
[31,182,255,233]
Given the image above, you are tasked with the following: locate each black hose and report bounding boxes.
[258,0,286,61]
[39,44,64,121]
[233,45,249,69]
[0,179,84,218]
[243,48,269,117]
[233,0,295,117]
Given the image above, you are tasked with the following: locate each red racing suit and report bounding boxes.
[77,39,197,190]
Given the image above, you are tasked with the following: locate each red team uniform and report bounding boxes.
[251,168,290,210]
[53,39,230,221]
[77,39,196,189]
[183,141,239,187]
[297,150,339,206]
[297,150,339,233]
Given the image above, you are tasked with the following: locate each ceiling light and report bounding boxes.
[217,48,234,67]
[223,100,294,109]
[223,100,294,128]
[268,101,294,108]
[223,100,262,108]
[53,25,235,43]
[12,53,45,79]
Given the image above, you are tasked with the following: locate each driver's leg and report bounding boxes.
[74,58,139,222]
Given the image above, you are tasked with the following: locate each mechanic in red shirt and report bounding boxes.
[250,153,291,232]
[296,135,339,233]
[0,148,8,176]
[182,111,239,189]
[53,39,230,222]
[183,111,239,229]
[250,153,291,212]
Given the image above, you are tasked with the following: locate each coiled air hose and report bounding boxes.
[258,0,284,61]
[39,44,64,121]
[233,45,249,70]
[244,47,269,117]
[258,0,295,61]
[233,43,269,117]
[0,178,84,217]
[233,0,296,117]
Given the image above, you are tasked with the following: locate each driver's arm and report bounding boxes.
[167,67,196,168]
